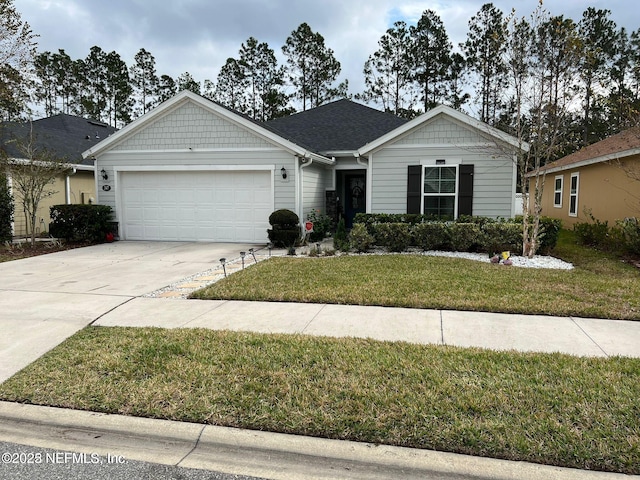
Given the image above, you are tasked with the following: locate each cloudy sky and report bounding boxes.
[15,0,640,117]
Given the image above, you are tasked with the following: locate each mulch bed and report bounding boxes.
[0,240,92,262]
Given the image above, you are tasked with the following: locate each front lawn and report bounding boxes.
[191,231,640,320]
[1,327,637,474]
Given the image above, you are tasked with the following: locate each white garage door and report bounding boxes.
[120,170,273,242]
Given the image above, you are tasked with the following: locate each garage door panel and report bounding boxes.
[121,171,272,242]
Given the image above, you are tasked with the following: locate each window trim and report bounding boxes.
[421,164,459,219]
[554,175,563,208]
[569,172,579,217]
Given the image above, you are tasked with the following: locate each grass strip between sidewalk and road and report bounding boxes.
[0,326,638,474]
[190,231,640,320]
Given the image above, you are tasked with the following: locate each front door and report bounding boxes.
[344,173,366,228]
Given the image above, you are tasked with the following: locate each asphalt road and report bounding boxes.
[0,441,267,480]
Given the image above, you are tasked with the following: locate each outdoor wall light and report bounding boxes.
[281,167,287,179]
[100,169,108,180]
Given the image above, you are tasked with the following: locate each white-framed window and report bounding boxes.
[554,175,563,208]
[569,172,579,217]
[423,165,458,219]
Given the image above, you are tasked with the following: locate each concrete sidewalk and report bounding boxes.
[0,401,632,480]
[94,298,640,358]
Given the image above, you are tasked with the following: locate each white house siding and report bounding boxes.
[301,162,330,220]
[94,100,299,235]
[370,115,516,218]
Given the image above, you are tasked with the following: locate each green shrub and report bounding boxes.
[333,217,348,251]
[267,209,300,248]
[374,223,411,252]
[412,222,451,251]
[516,215,562,254]
[348,223,375,253]
[573,219,610,248]
[616,217,640,255]
[480,222,523,254]
[449,223,481,252]
[49,204,113,242]
[269,209,299,228]
[306,210,333,242]
[0,174,13,242]
[354,213,429,235]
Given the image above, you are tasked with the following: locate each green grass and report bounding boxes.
[191,231,640,319]
[1,327,638,474]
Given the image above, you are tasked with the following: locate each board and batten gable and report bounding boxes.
[363,111,518,218]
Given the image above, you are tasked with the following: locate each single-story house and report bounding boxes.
[528,127,640,227]
[83,91,525,243]
[1,114,116,237]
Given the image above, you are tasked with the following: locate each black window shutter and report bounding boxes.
[407,165,422,214]
[458,164,474,216]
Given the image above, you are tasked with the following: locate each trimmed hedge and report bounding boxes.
[267,209,300,248]
[375,223,411,252]
[49,204,113,242]
[353,214,562,255]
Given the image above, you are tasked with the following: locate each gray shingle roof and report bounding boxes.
[1,114,117,167]
[264,99,408,154]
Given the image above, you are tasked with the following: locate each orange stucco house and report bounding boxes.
[528,128,640,228]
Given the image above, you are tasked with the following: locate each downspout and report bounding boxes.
[355,153,372,213]
[65,167,77,204]
[299,154,314,234]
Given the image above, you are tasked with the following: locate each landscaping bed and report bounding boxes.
[191,233,640,320]
[0,240,89,263]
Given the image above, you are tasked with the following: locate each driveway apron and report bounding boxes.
[0,241,257,383]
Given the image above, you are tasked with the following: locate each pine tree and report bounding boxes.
[282,23,343,110]
[410,10,452,112]
[463,3,508,125]
[577,8,617,146]
[130,48,158,117]
[359,21,416,116]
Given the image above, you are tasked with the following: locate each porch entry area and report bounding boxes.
[336,170,366,228]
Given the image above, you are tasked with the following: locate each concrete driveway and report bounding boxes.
[0,241,259,383]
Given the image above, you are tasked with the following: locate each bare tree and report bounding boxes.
[504,3,580,256]
[1,123,70,245]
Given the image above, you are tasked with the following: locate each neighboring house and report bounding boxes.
[528,127,640,227]
[1,114,116,237]
[83,91,524,243]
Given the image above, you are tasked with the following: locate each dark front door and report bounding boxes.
[344,173,366,228]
